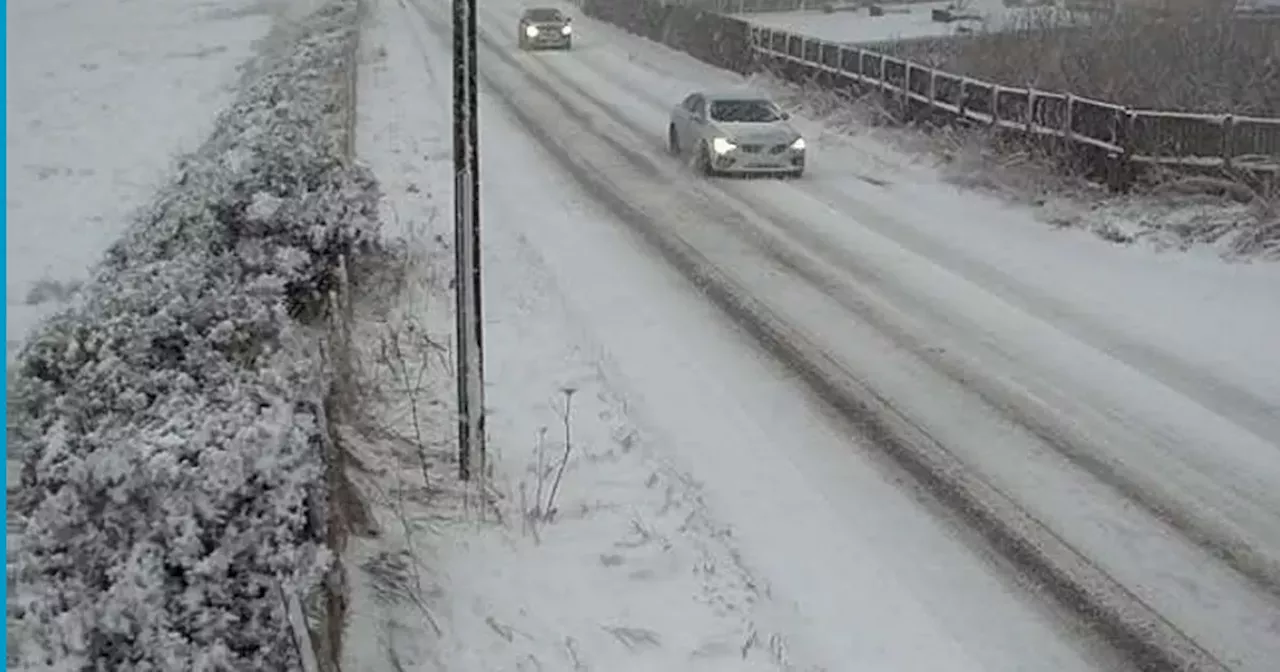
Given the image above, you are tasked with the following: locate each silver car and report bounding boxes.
[517,7,572,51]
[667,91,806,178]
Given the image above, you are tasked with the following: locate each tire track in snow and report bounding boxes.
[508,0,1280,452]
[479,14,1280,601]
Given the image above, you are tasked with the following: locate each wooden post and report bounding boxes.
[1221,114,1235,172]
[990,84,999,127]
[1026,88,1036,135]
[903,62,913,121]
[1064,93,1076,144]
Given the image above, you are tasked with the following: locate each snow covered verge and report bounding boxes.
[336,240,806,672]
[336,4,831,668]
[5,0,382,669]
[757,72,1280,260]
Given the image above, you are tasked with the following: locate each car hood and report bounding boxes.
[711,120,800,145]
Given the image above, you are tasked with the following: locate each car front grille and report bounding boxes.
[769,144,790,154]
[740,144,763,153]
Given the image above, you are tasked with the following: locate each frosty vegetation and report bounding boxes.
[744,3,1280,257]
[759,70,1280,259]
[888,4,1280,115]
[6,0,381,669]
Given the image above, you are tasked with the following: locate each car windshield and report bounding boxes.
[526,8,563,21]
[708,99,781,123]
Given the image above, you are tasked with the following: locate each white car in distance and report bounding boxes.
[668,91,806,178]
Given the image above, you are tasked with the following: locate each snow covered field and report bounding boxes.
[738,0,1056,44]
[345,0,1279,670]
[4,0,274,361]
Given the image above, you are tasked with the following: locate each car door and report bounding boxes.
[675,94,703,146]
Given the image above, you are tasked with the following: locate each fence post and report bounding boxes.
[1221,114,1235,172]
[1026,87,1036,135]
[990,85,999,127]
[1106,107,1136,192]
[957,78,968,119]
[878,53,887,97]
[281,582,322,672]
[1064,93,1075,144]
[901,62,912,120]
[1122,108,1136,158]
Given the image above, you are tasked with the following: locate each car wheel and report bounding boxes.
[563,40,572,50]
[788,168,804,179]
[667,125,680,156]
[697,144,717,177]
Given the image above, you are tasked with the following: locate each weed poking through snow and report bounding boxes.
[545,386,578,520]
[521,386,579,539]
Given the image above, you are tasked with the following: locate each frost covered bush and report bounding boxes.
[103,0,378,317]
[900,6,1280,114]
[7,0,380,669]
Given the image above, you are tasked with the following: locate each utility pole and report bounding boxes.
[453,0,485,482]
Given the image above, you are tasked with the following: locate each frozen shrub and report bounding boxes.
[906,6,1280,114]
[7,0,380,670]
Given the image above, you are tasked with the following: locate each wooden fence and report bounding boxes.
[580,0,1280,185]
[751,25,1280,178]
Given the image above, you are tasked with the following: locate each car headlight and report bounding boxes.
[561,24,572,35]
[711,137,737,154]
[525,25,539,37]
[790,137,806,151]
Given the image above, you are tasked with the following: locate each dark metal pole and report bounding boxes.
[452,0,467,480]
[465,0,487,484]
[453,0,484,481]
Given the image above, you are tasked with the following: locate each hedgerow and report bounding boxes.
[7,1,380,669]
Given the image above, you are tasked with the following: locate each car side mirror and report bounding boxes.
[780,111,791,120]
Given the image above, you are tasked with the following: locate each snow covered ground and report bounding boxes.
[346,0,1279,670]
[345,2,1119,670]
[4,0,275,362]
[738,0,1067,44]
[5,0,1274,666]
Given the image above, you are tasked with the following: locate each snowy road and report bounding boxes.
[359,0,1280,669]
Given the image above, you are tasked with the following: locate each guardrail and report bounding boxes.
[751,25,1280,180]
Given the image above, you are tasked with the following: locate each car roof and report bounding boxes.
[523,7,563,15]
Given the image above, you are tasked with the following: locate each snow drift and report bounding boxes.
[6,1,380,669]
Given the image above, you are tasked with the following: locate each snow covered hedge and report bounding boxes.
[7,0,379,669]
